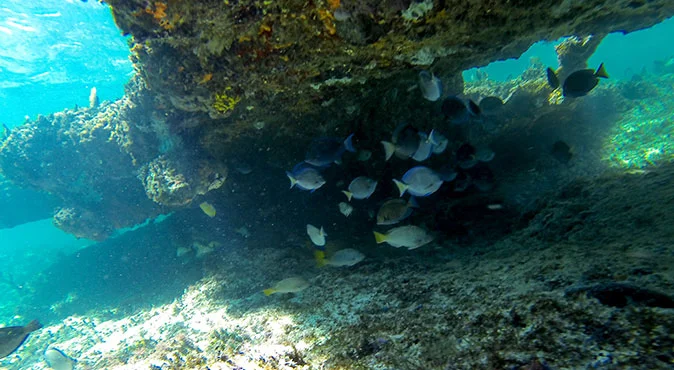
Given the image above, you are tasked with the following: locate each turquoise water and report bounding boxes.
[0,0,132,128]
[465,16,674,81]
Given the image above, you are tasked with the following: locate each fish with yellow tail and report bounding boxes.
[342,176,377,201]
[373,225,434,250]
[199,201,216,217]
[315,248,365,267]
[263,277,310,296]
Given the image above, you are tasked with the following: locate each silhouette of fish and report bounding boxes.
[0,319,42,359]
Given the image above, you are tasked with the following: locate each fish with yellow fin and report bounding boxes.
[373,225,434,250]
[199,201,216,217]
[263,277,310,296]
[315,248,365,267]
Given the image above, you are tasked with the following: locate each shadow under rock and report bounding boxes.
[23,215,205,323]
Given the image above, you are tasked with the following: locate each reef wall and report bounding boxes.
[0,77,226,240]
[0,0,672,238]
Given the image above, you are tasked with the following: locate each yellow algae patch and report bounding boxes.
[199,201,216,217]
[213,87,241,114]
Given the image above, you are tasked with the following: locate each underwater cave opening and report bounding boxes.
[464,15,674,82]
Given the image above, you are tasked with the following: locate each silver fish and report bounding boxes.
[373,225,434,249]
[307,224,327,246]
[287,164,326,191]
[418,70,443,102]
[338,202,354,217]
[264,277,310,296]
[45,348,76,370]
[318,248,365,267]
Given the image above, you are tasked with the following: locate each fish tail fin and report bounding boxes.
[286,172,297,189]
[381,141,396,161]
[343,133,356,153]
[320,226,327,237]
[342,190,353,201]
[428,129,438,146]
[595,63,609,79]
[315,250,327,267]
[393,179,408,197]
[373,231,387,244]
[408,196,419,208]
[263,288,276,296]
[24,319,42,333]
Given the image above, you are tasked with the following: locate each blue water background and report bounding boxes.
[465,16,674,81]
[0,0,133,128]
[0,2,672,322]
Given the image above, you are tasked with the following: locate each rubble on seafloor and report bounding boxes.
[2,160,673,369]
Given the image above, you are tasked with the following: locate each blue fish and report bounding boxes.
[411,132,433,162]
[428,129,448,154]
[286,163,326,192]
[305,134,356,167]
[393,166,444,197]
[382,124,420,161]
[418,70,443,102]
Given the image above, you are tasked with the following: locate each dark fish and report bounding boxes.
[470,165,495,192]
[551,141,572,163]
[0,319,42,359]
[231,158,252,174]
[376,198,418,225]
[479,96,504,114]
[382,124,420,160]
[453,172,471,192]
[456,143,478,169]
[563,63,609,97]
[436,165,458,182]
[546,67,560,89]
[467,99,481,117]
[441,97,470,124]
[305,134,356,167]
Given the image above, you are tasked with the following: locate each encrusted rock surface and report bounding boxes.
[1,0,673,237]
[0,78,226,239]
